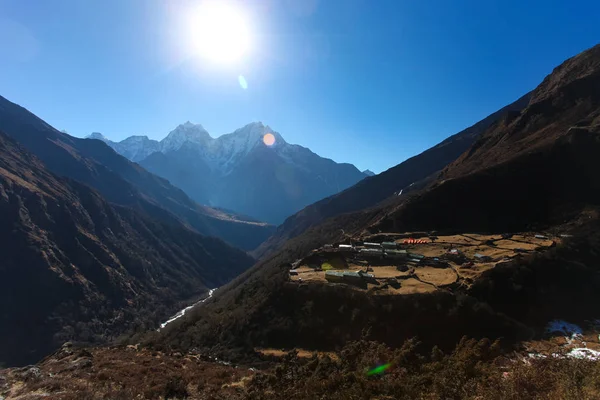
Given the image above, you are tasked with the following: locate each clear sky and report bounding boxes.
[1,0,599,173]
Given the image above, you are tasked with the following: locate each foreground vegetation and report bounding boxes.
[3,337,600,399]
[247,337,600,400]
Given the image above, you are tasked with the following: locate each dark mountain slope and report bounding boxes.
[253,92,531,258]
[0,131,254,367]
[0,95,274,250]
[151,45,600,361]
[213,145,367,224]
[376,128,600,234]
[442,43,600,180]
[374,44,600,234]
[140,146,213,206]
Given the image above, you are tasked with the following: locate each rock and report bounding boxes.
[68,358,93,370]
[77,349,93,358]
[18,366,42,381]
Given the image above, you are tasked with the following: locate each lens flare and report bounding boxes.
[238,75,248,89]
[367,363,391,376]
[263,133,276,146]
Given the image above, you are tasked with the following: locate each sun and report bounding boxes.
[188,1,252,65]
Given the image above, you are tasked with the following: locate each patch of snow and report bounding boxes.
[564,348,600,360]
[528,349,600,361]
[525,320,600,361]
[528,352,546,359]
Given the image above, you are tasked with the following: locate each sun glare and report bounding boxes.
[263,133,276,146]
[189,1,252,65]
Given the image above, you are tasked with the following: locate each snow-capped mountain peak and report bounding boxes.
[87,132,108,141]
[87,121,368,224]
[161,122,211,153]
[210,122,288,172]
[111,135,160,162]
[90,121,291,164]
[226,122,284,141]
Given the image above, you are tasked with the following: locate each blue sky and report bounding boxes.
[0,0,599,173]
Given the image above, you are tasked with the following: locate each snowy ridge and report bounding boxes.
[89,121,300,174]
[526,320,600,361]
[88,121,370,223]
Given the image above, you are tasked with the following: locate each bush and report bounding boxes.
[163,375,189,399]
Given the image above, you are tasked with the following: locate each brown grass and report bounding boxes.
[370,265,413,278]
[245,337,600,400]
[0,346,254,400]
[394,277,436,294]
[415,266,458,286]
[6,336,600,399]
[255,348,339,361]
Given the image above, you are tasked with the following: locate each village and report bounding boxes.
[289,232,558,295]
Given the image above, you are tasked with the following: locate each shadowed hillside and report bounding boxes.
[375,45,600,235]
[0,131,254,366]
[254,92,531,259]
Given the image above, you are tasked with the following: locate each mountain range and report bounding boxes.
[0,95,274,251]
[90,123,368,224]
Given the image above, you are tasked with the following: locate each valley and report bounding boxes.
[1,13,600,397]
[0,130,255,367]
[148,44,600,379]
[0,95,275,251]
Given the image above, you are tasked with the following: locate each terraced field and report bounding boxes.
[290,232,558,295]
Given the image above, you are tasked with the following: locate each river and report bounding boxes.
[158,288,217,330]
